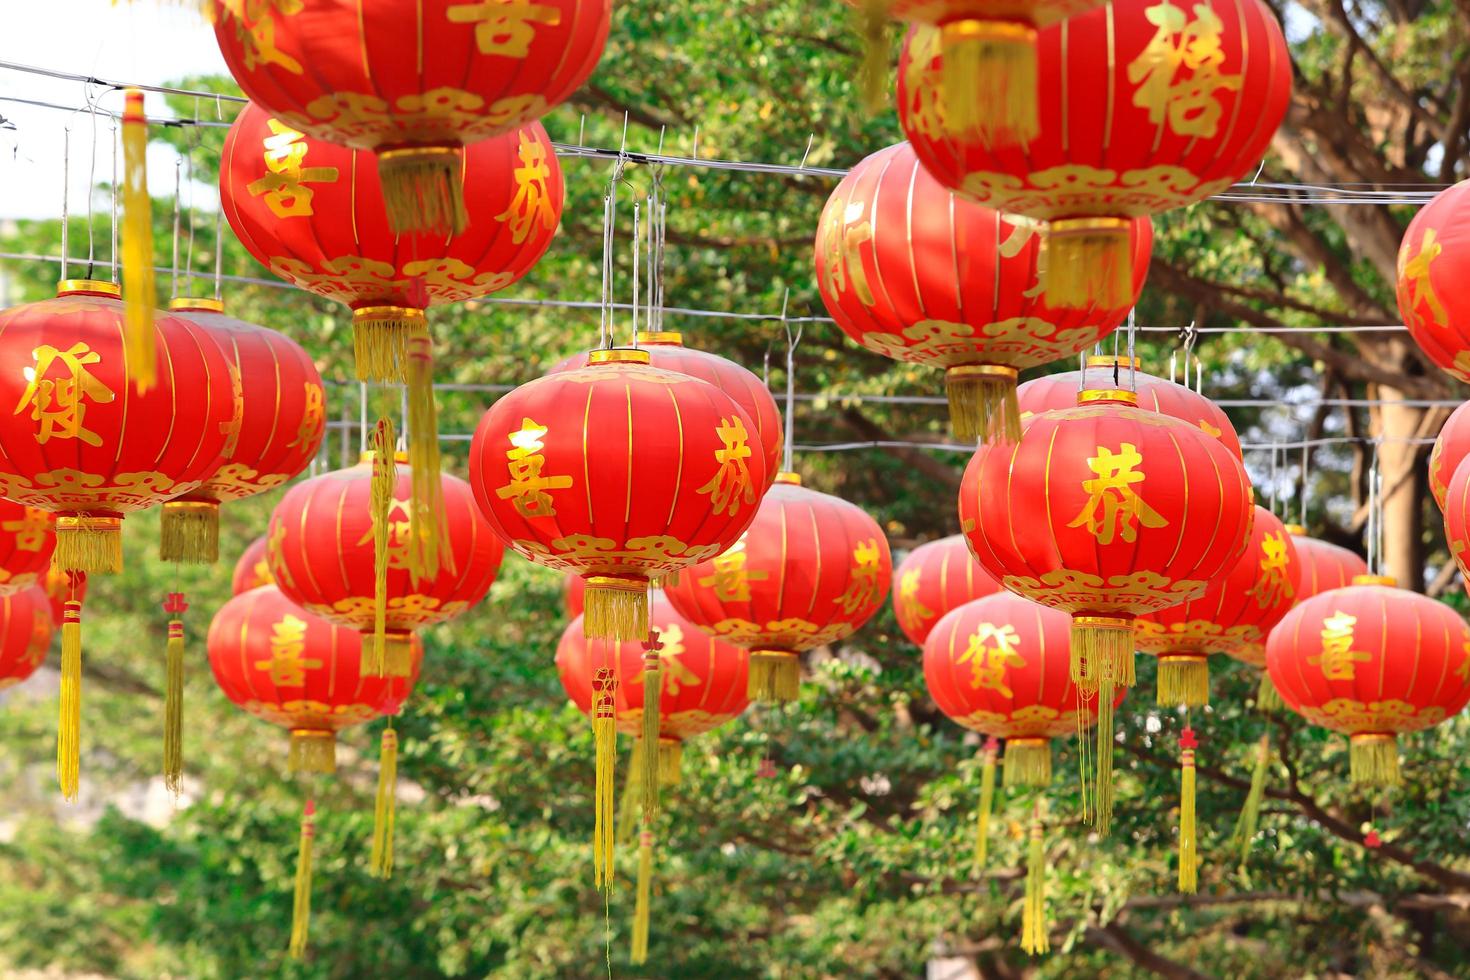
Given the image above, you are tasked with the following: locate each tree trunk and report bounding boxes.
[1371,385,1428,591]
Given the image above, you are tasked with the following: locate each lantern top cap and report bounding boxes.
[56,279,121,299]
[358,449,411,465]
[1084,355,1142,370]
[588,348,651,366]
[639,331,684,346]
[1077,389,1139,407]
[1351,574,1397,587]
[1284,523,1307,535]
[168,297,225,314]
[774,472,803,486]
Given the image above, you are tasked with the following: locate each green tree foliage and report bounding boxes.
[2,1,1469,977]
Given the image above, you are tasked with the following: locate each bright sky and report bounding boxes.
[0,1,228,222]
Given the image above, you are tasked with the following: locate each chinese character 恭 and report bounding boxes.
[255,613,321,687]
[895,568,935,637]
[1250,531,1295,608]
[222,0,305,74]
[247,118,340,219]
[696,416,756,517]
[834,539,882,615]
[495,130,558,244]
[955,623,1025,697]
[287,382,326,450]
[1126,2,1243,138]
[1398,228,1445,328]
[696,538,767,602]
[1308,611,1372,680]
[15,342,116,447]
[1065,443,1168,545]
[446,0,561,57]
[495,417,572,518]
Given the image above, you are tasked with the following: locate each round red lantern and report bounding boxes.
[208,584,421,772]
[160,299,325,564]
[1016,356,1242,459]
[893,533,1001,647]
[221,102,563,386]
[1397,181,1470,383]
[1429,402,1470,511]
[563,571,585,619]
[555,591,750,781]
[550,332,783,489]
[664,472,892,702]
[1266,576,1470,786]
[1135,505,1299,701]
[1281,524,1367,601]
[233,534,276,596]
[1442,459,1470,581]
[899,1,1291,308]
[815,142,1150,441]
[0,586,54,691]
[211,0,606,234]
[268,451,504,674]
[0,281,237,573]
[0,501,54,595]
[469,349,769,642]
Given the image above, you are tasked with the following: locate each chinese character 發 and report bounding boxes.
[1126,2,1244,138]
[495,417,572,518]
[1065,443,1169,545]
[955,622,1025,697]
[222,0,305,74]
[15,343,116,448]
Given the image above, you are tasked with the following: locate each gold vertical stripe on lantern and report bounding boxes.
[367,419,397,675]
[121,89,156,392]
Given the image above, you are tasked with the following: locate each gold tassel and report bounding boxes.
[1156,654,1210,708]
[405,331,450,584]
[368,419,397,676]
[1043,218,1134,309]
[747,649,801,703]
[1350,733,1401,787]
[639,646,663,824]
[376,146,468,236]
[939,20,1039,145]
[352,306,427,384]
[121,88,156,392]
[162,592,188,796]
[1230,733,1270,864]
[945,365,1021,443]
[1178,727,1198,893]
[592,668,618,889]
[288,730,337,774]
[857,0,890,114]
[618,738,644,846]
[657,740,682,786]
[57,594,83,802]
[583,576,650,642]
[289,799,316,960]
[381,631,415,678]
[159,500,220,564]
[1021,799,1048,956]
[371,725,398,879]
[1256,671,1283,712]
[55,516,123,575]
[1003,737,1052,789]
[1094,679,1117,835]
[631,827,654,965]
[974,737,998,874]
[1070,615,1135,691]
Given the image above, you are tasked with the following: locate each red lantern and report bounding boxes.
[1442,459,1470,582]
[268,452,504,674]
[550,331,783,489]
[0,501,54,595]
[211,0,607,234]
[1135,505,1299,699]
[1397,181,1470,383]
[160,299,325,563]
[221,102,562,386]
[1281,524,1367,601]
[563,571,585,619]
[0,586,54,691]
[555,591,750,781]
[469,349,769,642]
[893,533,1001,647]
[664,473,892,702]
[233,534,276,596]
[1429,402,1470,511]
[208,584,421,772]
[1016,355,1242,459]
[0,281,237,573]
[815,142,1150,441]
[899,1,1291,307]
[1266,576,1470,786]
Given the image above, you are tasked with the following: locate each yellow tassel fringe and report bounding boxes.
[1021,801,1048,956]
[288,730,337,774]
[382,632,414,678]
[377,147,468,236]
[352,307,426,384]
[159,501,220,564]
[974,740,997,874]
[1157,654,1210,708]
[1094,680,1117,835]
[631,828,654,965]
[592,669,618,889]
[1350,734,1401,787]
[162,599,186,796]
[748,649,801,703]
[371,725,398,879]
[1044,218,1134,310]
[289,800,316,960]
[121,89,156,392]
[583,578,650,642]
[639,651,663,824]
[1071,616,1135,691]
[57,599,83,802]
[367,419,397,676]
[405,332,450,585]
[945,366,1021,443]
[55,519,123,575]
[858,0,890,113]
[1230,733,1269,864]
[1179,735,1198,893]
[657,740,682,786]
[1003,738,1052,789]
[939,20,1039,146]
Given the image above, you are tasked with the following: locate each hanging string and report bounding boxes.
[110,116,119,282]
[1268,445,1280,516]
[1126,308,1137,392]
[1299,443,1310,528]
[213,209,224,300]
[183,140,197,296]
[780,291,799,474]
[170,157,181,300]
[631,202,641,347]
[1366,447,1380,576]
[60,124,70,281]
[597,153,628,349]
[84,85,99,277]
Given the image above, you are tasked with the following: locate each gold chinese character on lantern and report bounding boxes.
[1126,2,1244,139]
[696,537,767,602]
[634,624,702,697]
[956,623,1025,697]
[819,200,875,307]
[1308,611,1372,680]
[1066,443,1168,545]
[1250,531,1295,608]
[496,417,572,518]
[696,416,756,517]
[254,613,322,687]
[446,0,561,57]
[1398,227,1445,328]
[220,361,245,457]
[998,214,1048,299]
[288,382,326,450]
[355,495,413,570]
[834,539,882,615]
[495,130,558,244]
[15,342,116,448]
[248,118,340,219]
[224,0,306,74]
[895,568,935,636]
[1,507,50,552]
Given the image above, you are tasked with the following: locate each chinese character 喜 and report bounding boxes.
[248,118,340,219]
[696,538,766,602]
[255,613,322,687]
[1308,611,1372,680]
[496,417,572,518]
[1066,443,1168,545]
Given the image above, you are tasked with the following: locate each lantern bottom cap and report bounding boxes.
[748,649,801,703]
[55,516,123,575]
[160,499,221,564]
[288,730,338,774]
